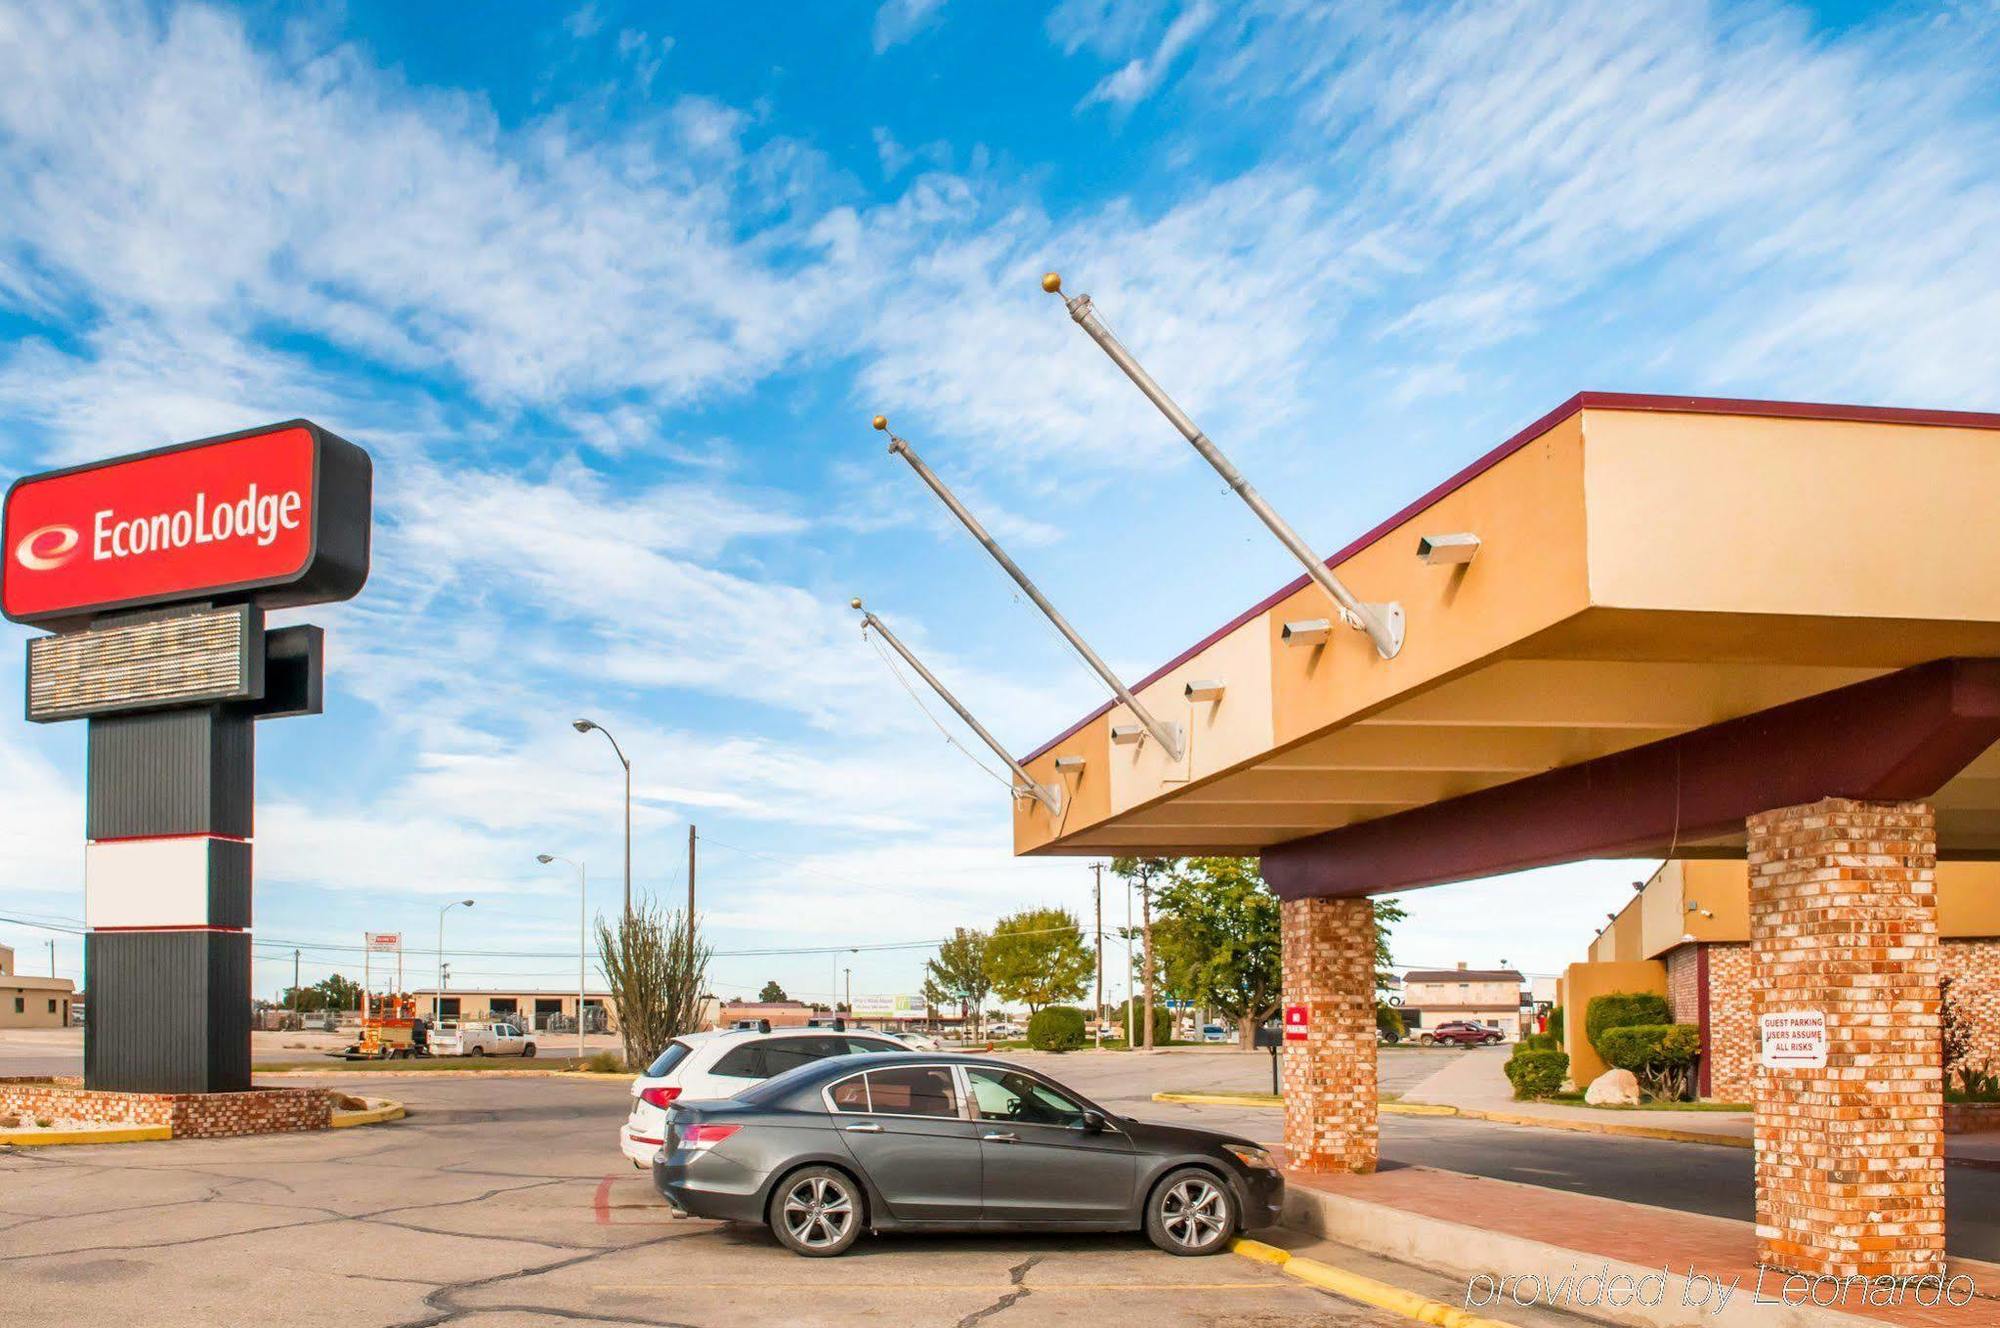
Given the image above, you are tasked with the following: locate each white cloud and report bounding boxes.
[1079,1,1215,111]
[872,0,947,53]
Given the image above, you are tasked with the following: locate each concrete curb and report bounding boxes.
[1152,1091,1751,1147]
[330,1099,407,1128]
[1280,1181,1880,1328]
[0,1123,173,1146]
[1229,1236,1523,1328]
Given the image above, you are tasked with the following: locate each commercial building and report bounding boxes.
[413,987,617,1032]
[0,942,75,1029]
[1399,963,1526,1040]
[1567,859,2000,1099]
[717,1000,814,1028]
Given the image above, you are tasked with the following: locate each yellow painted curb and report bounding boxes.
[1228,1238,1520,1328]
[1379,1102,1460,1117]
[330,1100,406,1128]
[1153,1091,1283,1108]
[0,1124,172,1147]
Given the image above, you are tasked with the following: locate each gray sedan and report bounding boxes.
[650,1052,1284,1257]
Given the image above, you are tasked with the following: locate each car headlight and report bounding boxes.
[1223,1144,1278,1172]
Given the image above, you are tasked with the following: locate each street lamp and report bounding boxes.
[538,853,588,1062]
[437,899,474,1019]
[573,718,632,920]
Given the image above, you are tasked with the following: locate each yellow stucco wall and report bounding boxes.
[1561,960,1669,1087]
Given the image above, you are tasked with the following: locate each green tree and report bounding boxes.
[1112,856,1177,1048]
[925,928,992,1036]
[315,973,363,1012]
[1373,895,1408,1036]
[757,980,789,1003]
[1153,858,1282,1048]
[986,908,1093,1015]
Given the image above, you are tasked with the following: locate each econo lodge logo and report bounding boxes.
[13,523,79,571]
[9,485,303,574]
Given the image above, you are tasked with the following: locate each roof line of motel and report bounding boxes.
[1018,391,2000,765]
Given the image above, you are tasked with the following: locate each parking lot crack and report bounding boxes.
[953,1253,1044,1328]
[392,1231,702,1328]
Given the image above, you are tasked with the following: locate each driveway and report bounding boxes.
[2,1072,1436,1328]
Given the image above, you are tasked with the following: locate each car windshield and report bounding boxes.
[644,1040,694,1078]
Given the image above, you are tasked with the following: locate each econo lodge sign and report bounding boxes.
[3,420,371,628]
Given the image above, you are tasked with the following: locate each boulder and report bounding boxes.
[1585,1067,1642,1106]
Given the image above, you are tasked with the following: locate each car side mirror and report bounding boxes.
[1080,1110,1108,1133]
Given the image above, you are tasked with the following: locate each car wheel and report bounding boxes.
[1145,1167,1237,1257]
[522,1044,536,1058]
[769,1167,863,1257]
[1418,1033,1435,1045]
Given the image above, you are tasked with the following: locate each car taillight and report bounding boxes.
[682,1123,740,1150]
[639,1086,681,1110]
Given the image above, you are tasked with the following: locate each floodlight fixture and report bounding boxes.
[1110,724,1145,745]
[1282,619,1332,647]
[1183,679,1226,702]
[1053,755,1087,771]
[1417,532,1481,566]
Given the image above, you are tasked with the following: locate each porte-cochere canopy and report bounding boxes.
[1008,394,2000,895]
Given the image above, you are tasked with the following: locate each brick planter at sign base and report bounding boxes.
[1747,797,1945,1282]
[1280,896,1377,1174]
[0,1077,332,1139]
[1945,1101,2000,1133]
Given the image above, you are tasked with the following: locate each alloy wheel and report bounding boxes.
[1159,1177,1228,1250]
[781,1174,855,1249]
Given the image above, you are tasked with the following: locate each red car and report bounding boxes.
[1418,1021,1505,1046]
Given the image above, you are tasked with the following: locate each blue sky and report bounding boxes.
[3,0,1998,1008]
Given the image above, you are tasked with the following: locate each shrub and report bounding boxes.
[1517,1031,1559,1052]
[1112,1000,1175,1047]
[1027,1006,1087,1052]
[1377,1003,1406,1039]
[1504,1049,1569,1100]
[1585,992,1671,1056]
[585,1050,625,1074]
[1548,1005,1565,1042]
[1597,1023,1701,1100]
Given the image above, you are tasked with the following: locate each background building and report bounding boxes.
[413,987,617,1033]
[0,942,75,1029]
[1566,860,2000,1098]
[1400,963,1527,1040]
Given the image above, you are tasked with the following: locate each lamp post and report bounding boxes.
[573,719,632,920]
[436,899,474,1019]
[537,853,587,1062]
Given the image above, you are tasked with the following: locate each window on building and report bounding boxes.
[12,997,21,1014]
[48,999,57,1014]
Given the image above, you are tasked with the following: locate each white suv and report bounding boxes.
[618,1024,909,1166]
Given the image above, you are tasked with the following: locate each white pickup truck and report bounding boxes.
[431,1021,538,1058]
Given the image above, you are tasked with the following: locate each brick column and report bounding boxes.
[1747,797,1944,1279]
[1280,896,1377,1173]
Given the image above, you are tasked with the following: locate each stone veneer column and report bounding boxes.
[1280,896,1377,1173]
[1747,797,1944,1279]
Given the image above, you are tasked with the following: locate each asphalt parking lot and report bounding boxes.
[1,1070,1440,1328]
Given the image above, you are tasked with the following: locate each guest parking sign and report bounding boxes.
[1758,1009,1828,1069]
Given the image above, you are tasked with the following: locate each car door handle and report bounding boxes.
[843,1123,883,1134]
[982,1132,1018,1143]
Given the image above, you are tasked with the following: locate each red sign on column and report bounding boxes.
[1283,1004,1309,1041]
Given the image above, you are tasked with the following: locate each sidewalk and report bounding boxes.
[1279,1162,2000,1328]
[1399,1047,1755,1144]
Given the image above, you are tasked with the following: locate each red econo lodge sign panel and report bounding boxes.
[3,420,371,628]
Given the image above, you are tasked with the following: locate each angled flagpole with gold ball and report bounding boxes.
[1041,271,1405,659]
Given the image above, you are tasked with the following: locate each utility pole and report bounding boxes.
[50,939,56,976]
[688,825,697,947]
[1125,874,1134,1047]
[1143,872,1156,1050]
[844,967,852,1016]
[292,949,300,1022]
[1093,863,1104,1051]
